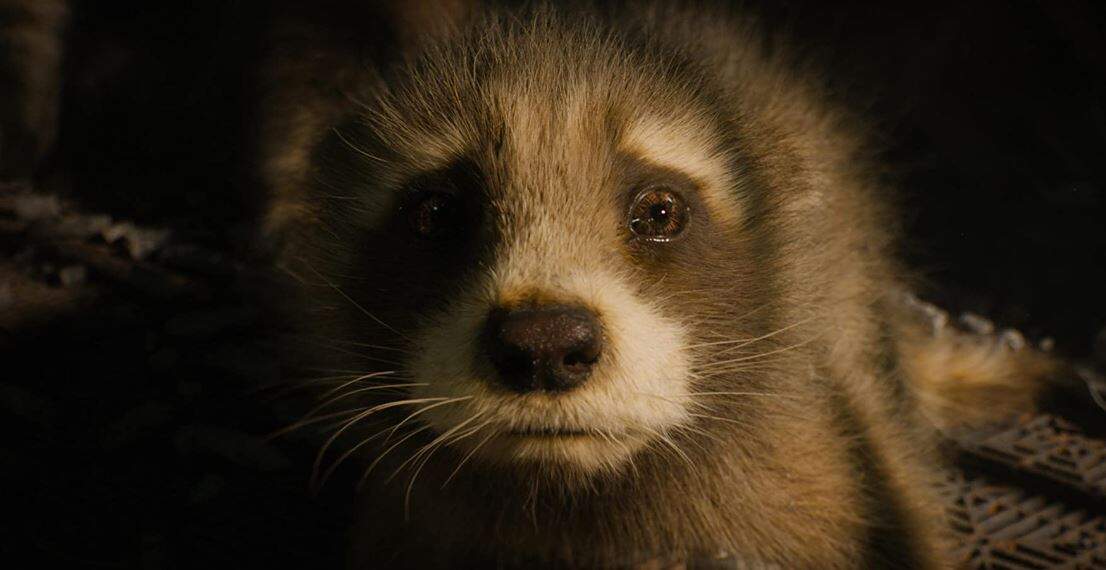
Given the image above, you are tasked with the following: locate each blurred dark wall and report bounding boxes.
[755,1,1106,357]
[52,0,266,238]
[48,0,1106,356]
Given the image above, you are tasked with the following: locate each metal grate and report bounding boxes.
[940,470,1106,569]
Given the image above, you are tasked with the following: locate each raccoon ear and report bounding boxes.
[388,0,479,51]
[257,0,481,253]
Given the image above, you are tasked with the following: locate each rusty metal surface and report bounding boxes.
[954,415,1106,500]
[940,469,1106,569]
[942,413,1106,569]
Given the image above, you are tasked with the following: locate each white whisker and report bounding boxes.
[695,337,817,370]
[686,318,812,351]
[441,426,496,489]
[314,371,406,402]
[311,397,450,486]
[384,396,474,444]
[265,407,368,441]
[399,413,488,518]
[302,261,413,342]
[303,383,428,425]
[357,424,435,491]
[332,127,387,163]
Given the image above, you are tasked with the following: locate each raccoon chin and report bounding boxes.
[458,422,650,474]
[410,377,681,475]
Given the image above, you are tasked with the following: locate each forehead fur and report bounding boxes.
[322,5,745,244]
[362,7,731,178]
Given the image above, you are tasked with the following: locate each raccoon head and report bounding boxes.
[283,10,792,483]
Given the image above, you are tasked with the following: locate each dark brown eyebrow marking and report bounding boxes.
[401,156,486,198]
[614,151,702,195]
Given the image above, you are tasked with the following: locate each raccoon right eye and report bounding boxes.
[628,187,690,241]
[407,191,461,240]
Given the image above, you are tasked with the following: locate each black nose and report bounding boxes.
[483,304,603,393]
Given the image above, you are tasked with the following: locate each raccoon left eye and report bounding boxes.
[408,191,461,240]
[629,187,690,241]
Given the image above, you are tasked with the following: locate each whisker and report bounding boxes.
[640,425,694,470]
[302,367,411,377]
[302,383,429,426]
[441,427,496,489]
[311,397,450,487]
[691,359,787,371]
[321,338,413,354]
[384,396,473,444]
[686,318,812,350]
[314,371,405,402]
[684,390,788,398]
[389,412,485,485]
[332,127,387,163]
[248,370,398,397]
[265,407,368,441]
[357,424,435,491]
[635,389,787,400]
[611,431,640,479]
[314,395,465,492]
[276,262,308,285]
[676,423,723,442]
[686,412,747,427]
[310,417,401,492]
[694,337,818,370]
[403,414,488,517]
[301,262,413,342]
[296,339,405,366]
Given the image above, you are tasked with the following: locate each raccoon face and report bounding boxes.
[302,29,764,478]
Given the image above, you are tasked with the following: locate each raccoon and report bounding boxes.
[0,0,1061,567]
[253,2,1065,567]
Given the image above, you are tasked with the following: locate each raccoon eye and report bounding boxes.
[407,191,461,239]
[628,187,689,241]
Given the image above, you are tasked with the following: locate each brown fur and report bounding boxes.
[265,2,952,567]
[254,2,1066,568]
[0,1,1061,567]
[897,304,1059,433]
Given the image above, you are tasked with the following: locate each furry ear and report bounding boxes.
[256,0,479,250]
[389,0,474,49]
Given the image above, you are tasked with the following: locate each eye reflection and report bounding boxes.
[408,191,460,240]
[628,187,690,241]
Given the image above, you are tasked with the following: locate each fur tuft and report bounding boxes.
[897,297,1060,433]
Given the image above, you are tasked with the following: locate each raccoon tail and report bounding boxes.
[895,294,1085,433]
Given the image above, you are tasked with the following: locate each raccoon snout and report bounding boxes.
[483,304,603,393]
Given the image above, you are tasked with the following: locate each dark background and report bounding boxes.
[758,1,1106,359]
[4,1,1105,567]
